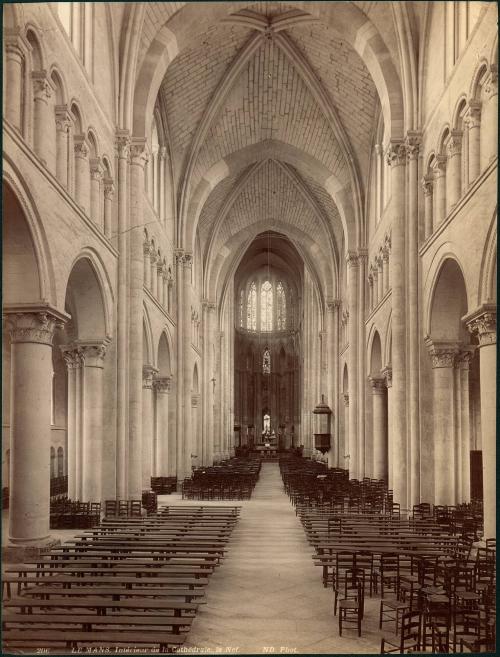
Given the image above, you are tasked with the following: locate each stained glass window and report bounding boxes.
[247,282,256,330]
[263,348,271,374]
[277,281,286,330]
[261,280,273,331]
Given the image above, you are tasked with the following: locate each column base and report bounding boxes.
[3,535,61,563]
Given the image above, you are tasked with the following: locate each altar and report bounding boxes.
[254,444,278,459]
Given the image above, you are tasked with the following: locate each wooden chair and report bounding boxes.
[333,551,355,615]
[380,610,422,654]
[338,569,365,637]
[374,552,399,598]
[104,500,117,517]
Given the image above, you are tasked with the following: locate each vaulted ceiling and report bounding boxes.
[153,1,386,294]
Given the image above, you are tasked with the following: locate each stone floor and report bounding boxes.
[179,462,384,655]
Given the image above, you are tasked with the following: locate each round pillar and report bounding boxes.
[421,175,434,239]
[466,102,481,183]
[383,367,393,490]
[55,107,71,188]
[346,254,359,479]
[481,71,497,166]
[466,306,496,539]
[103,178,114,239]
[5,40,24,129]
[446,131,462,208]
[6,307,67,548]
[370,377,388,480]
[32,72,52,167]
[432,156,447,226]
[74,137,90,214]
[90,158,103,229]
[142,366,157,486]
[155,377,171,477]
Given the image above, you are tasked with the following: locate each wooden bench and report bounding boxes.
[20,585,206,603]
[2,612,192,632]
[4,597,199,616]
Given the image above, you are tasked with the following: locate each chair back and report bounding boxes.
[400,610,422,650]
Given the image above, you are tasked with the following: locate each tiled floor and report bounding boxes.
[180,462,383,655]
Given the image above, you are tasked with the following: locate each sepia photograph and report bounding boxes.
[1,1,497,654]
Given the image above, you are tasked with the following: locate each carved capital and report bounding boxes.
[484,67,498,100]
[202,299,217,312]
[326,299,341,313]
[465,101,482,129]
[143,239,151,256]
[456,348,476,370]
[90,158,103,181]
[343,393,349,407]
[174,249,185,265]
[103,177,115,200]
[76,339,111,368]
[425,338,460,368]
[346,251,358,268]
[154,375,172,393]
[55,105,72,133]
[130,138,149,167]
[32,70,52,100]
[386,141,406,167]
[74,136,89,159]
[159,146,168,160]
[115,131,130,160]
[191,393,200,407]
[432,154,447,176]
[183,253,193,269]
[60,344,84,369]
[369,376,386,394]
[421,174,433,196]
[446,130,463,157]
[382,367,392,388]
[464,304,497,346]
[382,247,390,262]
[143,364,159,389]
[4,306,68,345]
[405,132,421,161]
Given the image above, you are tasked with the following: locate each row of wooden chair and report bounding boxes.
[50,500,101,529]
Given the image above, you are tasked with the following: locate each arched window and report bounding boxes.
[261,280,273,331]
[276,281,286,330]
[247,282,257,330]
[50,447,56,479]
[239,289,244,328]
[263,348,271,374]
[57,447,64,477]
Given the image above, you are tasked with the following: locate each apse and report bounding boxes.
[233,232,303,451]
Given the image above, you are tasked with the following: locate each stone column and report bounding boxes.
[142,365,157,487]
[481,70,498,166]
[386,141,407,511]
[206,303,216,465]
[407,133,420,509]
[382,249,390,294]
[192,394,201,467]
[103,178,114,239]
[466,306,496,538]
[346,253,358,479]
[115,131,130,499]
[446,131,462,208]
[383,367,393,490]
[90,158,103,229]
[372,269,379,308]
[150,246,157,298]
[167,377,177,477]
[421,175,434,239]
[32,71,52,167]
[4,36,25,129]
[155,376,171,477]
[377,257,384,302]
[343,393,349,473]
[456,349,474,503]
[128,139,148,499]
[55,106,71,188]
[370,377,388,480]
[156,262,163,303]
[465,101,481,183]
[183,254,194,476]
[143,240,151,290]
[326,300,340,467]
[357,251,367,478]
[159,147,167,223]
[425,339,459,506]
[368,275,373,312]
[5,306,67,550]
[60,346,83,501]
[175,250,185,481]
[74,136,90,214]
[79,340,109,502]
[432,155,447,226]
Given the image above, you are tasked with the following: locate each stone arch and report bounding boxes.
[64,257,109,342]
[369,330,383,376]
[49,67,67,105]
[2,179,44,305]
[469,59,489,101]
[87,129,100,158]
[69,101,85,134]
[129,2,404,144]
[428,257,469,344]
[157,331,172,377]
[437,125,450,156]
[478,208,497,305]
[142,305,154,367]
[25,25,46,70]
[452,95,469,130]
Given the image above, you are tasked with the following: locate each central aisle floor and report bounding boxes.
[181,462,382,654]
